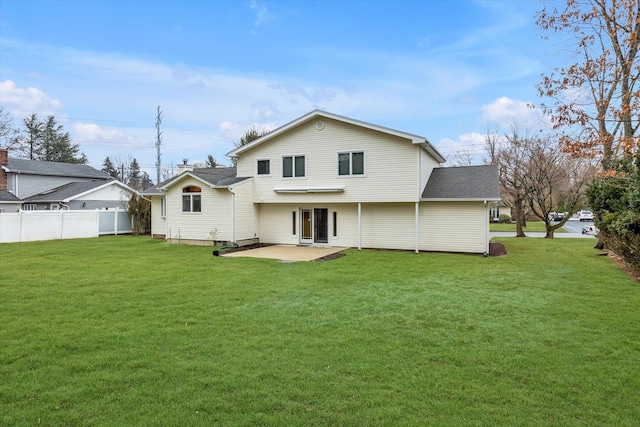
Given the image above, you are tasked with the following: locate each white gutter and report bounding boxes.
[415,202,419,253]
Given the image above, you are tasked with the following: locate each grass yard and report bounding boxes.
[1,236,639,426]
[490,221,567,232]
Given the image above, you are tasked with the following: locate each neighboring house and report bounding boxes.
[23,179,136,211]
[489,199,513,222]
[0,148,132,211]
[0,190,22,213]
[144,110,500,254]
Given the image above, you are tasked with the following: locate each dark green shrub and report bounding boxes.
[498,214,512,224]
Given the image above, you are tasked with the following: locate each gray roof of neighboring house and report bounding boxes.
[0,190,21,202]
[422,165,500,200]
[24,180,114,202]
[143,167,250,194]
[3,158,110,179]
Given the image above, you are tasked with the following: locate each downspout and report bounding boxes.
[483,200,488,257]
[228,188,237,246]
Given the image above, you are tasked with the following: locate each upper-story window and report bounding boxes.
[257,159,271,175]
[338,151,365,176]
[182,186,202,212]
[283,155,305,178]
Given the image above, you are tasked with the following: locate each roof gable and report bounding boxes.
[0,190,21,202]
[422,165,500,200]
[24,180,134,203]
[4,158,109,179]
[157,167,250,191]
[226,110,446,163]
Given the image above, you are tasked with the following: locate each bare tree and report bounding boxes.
[523,137,595,238]
[495,127,533,237]
[536,0,640,170]
[483,126,501,165]
[448,149,477,167]
[0,107,23,155]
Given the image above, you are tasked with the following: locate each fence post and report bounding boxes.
[114,209,119,235]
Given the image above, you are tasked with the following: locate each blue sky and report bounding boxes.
[0,0,556,178]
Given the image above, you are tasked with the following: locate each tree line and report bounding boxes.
[0,109,87,164]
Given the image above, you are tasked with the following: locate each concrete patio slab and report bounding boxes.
[221,245,347,262]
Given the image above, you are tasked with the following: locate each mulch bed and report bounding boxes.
[604,250,640,284]
[312,252,346,262]
[489,241,507,257]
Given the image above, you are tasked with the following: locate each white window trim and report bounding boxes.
[282,154,307,179]
[23,204,37,211]
[160,196,167,218]
[50,203,60,210]
[337,150,366,177]
[256,158,272,176]
[181,187,202,214]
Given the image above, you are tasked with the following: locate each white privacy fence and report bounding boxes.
[0,209,132,243]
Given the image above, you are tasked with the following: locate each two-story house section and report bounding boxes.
[146,110,499,254]
[228,110,499,254]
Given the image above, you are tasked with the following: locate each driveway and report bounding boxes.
[221,245,347,262]
[491,219,597,239]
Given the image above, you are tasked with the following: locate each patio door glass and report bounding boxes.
[314,208,328,244]
[300,209,312,244]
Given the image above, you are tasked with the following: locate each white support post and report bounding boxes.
[415,202,419,253]
[357,202,362,250]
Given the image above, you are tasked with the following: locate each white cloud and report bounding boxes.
[249,0,276,27]
[0,80,63,117]
[481,96,546,129]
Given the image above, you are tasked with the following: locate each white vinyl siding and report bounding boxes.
[258,203,358,246]
[236,118,420,203]
[419,202,487,253]
[72,183,131,203]
[420,147,440,193]
[231,179,259,242]
[165,177,233,241]
[361,203,416,250]
[151,196,167,236]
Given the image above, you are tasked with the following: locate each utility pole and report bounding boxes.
[155,106,163,184]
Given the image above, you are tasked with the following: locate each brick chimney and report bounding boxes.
[0,148,7,190]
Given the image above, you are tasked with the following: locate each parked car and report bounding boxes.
[552,212,567,221]
[578,210,594,221]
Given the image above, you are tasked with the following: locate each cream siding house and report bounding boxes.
[143,166,256,246]
[146,110,499,254]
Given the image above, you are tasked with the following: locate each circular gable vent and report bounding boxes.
[316,120,325,130]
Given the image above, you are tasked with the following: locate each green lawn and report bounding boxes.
[1,236,639,426]
[490,221,567,232]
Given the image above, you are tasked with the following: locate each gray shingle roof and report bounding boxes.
[24,180,112,202]
[0,190,21,202]
[191,167,250,186]
[5,158,109,179]
[145,167,250,194]
[422,165,500,200]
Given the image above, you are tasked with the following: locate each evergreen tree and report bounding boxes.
[101,156,120,179]
[22,114,87,164]
[127,158,141,189]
